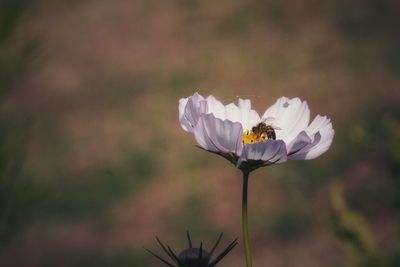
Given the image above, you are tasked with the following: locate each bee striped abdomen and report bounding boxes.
[265,126,276,140]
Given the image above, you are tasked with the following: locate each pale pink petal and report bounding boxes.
[288,115,334,160]
[305,115,331,135]
[205,95,226,120]
[225,103,242,122]
[237,140,287,166]
[286,131,312,155]
[193,113,243,155]
[179,92,206,132]
[240,109,261,131]
[262,97,310,142]
[238,98,251,109]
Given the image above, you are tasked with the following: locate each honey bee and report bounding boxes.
[251,118,280,140]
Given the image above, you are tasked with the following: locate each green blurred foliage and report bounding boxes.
[36,147,158,223]
[329,183,400,267]
[340,105,400,214]
[329,0,400,75]
[270,208,312,242]
[0,0,32,42]
[0,0,35,98]
[0,119,46,244]
[330,183,379,257]
[167,69,201,92]
[329,0,398,40]
[0,42,36,98]
[168,192,217,241]
[0,0,39,245]
[216,1,287,36]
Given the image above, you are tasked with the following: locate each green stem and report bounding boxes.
[242,170,253,267]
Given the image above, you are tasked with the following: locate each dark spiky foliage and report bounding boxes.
[145,231,238,267]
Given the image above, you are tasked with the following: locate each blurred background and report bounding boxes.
[0,0,399,266]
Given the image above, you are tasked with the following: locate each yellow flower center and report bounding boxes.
[242,130,268,144]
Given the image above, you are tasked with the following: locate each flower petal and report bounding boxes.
[179,92,206,132]
[240,109,261,131]
[225,103,241,122]
[286,131,312,155]
[237,140,287,166]
[205,95,226,120]
[206,96,261,131]
[238,98,251,109]
[288,115,334,160]
[193,113,243,155]
[262,97,310,142]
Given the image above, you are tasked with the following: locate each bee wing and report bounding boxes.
[262,117,282,130]
[262,117,275,123]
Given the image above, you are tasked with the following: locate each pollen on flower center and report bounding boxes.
[242,121,277,144]
[242,130,268,145]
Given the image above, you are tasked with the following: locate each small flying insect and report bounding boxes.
[251,117,281,141]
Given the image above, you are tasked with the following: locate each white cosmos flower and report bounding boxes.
[179,92,334,171]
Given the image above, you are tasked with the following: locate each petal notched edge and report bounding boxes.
[288,115,334,160]
[262,97,310,142]
[238,98,251,109]
[205,95,226,120]
[179,93,262,133]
